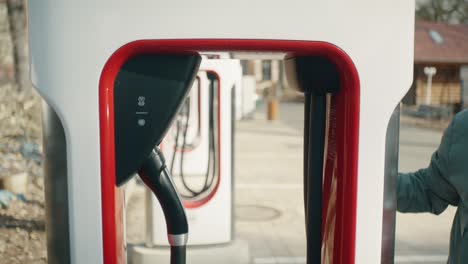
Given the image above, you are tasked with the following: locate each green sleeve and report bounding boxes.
[397,120,460,215]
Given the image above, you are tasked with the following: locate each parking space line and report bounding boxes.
[395,254,447,263]
[236,183,302,190]
[253,257,305,264]
[252,255,448,264]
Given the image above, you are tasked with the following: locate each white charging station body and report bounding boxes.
[26,1,415,264]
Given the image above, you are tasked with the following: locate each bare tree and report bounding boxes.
[416,0,468,23]
[6,0,30,90]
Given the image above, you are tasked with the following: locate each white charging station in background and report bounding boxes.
[148,57,243,246]
[163,73,211,176]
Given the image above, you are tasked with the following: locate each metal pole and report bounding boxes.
[424,67,437,105]
[461,66,468,109]
[426,74,432,105]
[145,188,155,247]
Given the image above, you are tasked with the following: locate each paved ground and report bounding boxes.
[127,101,455,264]
[233,101,454,264]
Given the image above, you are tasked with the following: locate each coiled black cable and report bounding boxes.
[170,77,218,199]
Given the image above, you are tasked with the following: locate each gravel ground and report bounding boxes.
[0,178,46,264]
[0,84,46,263]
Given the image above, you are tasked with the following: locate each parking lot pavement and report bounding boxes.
[234,101,454,264]
[234,115,306,263]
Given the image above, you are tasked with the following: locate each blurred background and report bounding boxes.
[0,0,467,263]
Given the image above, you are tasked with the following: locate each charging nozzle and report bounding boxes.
[114,54,202,185]
[138,148,188,246]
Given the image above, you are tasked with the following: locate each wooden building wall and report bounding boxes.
[415,79,461,105]
[404,64,462,106]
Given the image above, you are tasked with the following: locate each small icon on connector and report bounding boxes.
[137,119,146,127]
[138,96,145,107]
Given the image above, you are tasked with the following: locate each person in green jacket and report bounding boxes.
[397,109,468,264]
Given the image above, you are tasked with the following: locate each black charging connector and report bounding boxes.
[113,53,202,264]
[114,54,202,186]
[138,148,188,264]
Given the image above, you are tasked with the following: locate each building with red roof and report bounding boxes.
[403,20,468,111]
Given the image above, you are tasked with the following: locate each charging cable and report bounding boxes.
[138,148,188,264]
[170,77,218,199]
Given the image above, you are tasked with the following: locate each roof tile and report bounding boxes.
[415,20,468,64]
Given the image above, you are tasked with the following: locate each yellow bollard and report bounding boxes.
[267,99,279,120]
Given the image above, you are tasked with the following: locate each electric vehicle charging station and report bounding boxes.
[149,58,241,246]
[133,57,244,263]
[26,1,415,264]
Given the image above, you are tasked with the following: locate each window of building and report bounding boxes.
[262,60,272,81]
[241,61,249,75]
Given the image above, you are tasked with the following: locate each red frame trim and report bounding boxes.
[99,39,360,264]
